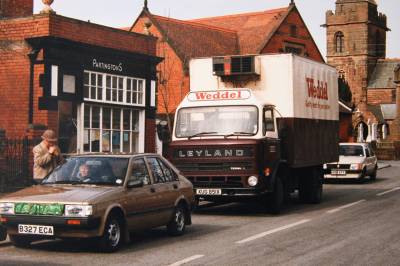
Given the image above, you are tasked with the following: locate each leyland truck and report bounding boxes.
[168,54,339,213]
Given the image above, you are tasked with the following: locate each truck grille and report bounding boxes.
[175,162,253,172]
[187,176,244,188]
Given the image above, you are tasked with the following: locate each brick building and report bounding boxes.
[325,0,400,142]
[129,1,324,127]
[0,0,161,154]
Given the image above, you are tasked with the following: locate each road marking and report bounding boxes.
[376,187,400,196]
[235,219,311,244]
[168,255,205,266]
[326,200,366,214]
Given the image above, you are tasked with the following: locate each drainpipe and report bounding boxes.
[27,50,39,125]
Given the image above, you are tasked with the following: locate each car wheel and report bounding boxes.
[370,165,378,181]
[167,205,187,236]
[98,215,123,252]
[9,235,32,248]
[266,177,284,214]
[359,168,367,183]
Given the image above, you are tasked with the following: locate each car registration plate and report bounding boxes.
[331,170,346,175]
[196,189,222,195]
[18,224,54,236]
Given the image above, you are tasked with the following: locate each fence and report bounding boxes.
[0,138,40,193]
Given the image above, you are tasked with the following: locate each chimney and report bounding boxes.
[0,0,33,19]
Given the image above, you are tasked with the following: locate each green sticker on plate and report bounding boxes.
[15,203,64,216]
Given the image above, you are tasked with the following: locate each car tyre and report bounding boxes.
[266,177,284,214]
[9,235,32,248]
[370,165,378,181]
[98,215,123,253]
[167,205,187,236]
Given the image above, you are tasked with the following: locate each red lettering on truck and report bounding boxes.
[306,78,328,100]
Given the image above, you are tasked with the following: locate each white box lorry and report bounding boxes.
[168,54,339,213]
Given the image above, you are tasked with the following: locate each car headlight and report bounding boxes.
[0,203,15,215]
[350,164,362,170]
[64,205,93,217]
[323,164,327,170]
[248,176,258,187]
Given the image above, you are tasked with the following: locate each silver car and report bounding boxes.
[324,143,378,181]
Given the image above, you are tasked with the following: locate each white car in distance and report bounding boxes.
[324,143,378,181]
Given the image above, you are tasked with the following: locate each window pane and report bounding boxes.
[84,105,90,128]
[97,75,102,86]
[84,129,90,152]
[138,80,143,92]
[112,131,121,152]
[92,106,100,128]
[91,129,100,152]
[127,91,132,104]
[138,92,143,105]
[106,89,111,101]
[84,85,89,98]
[147,157,166,183]
[106,76,111,88]
[118,77,124,89]
[132,111,139,131]
[133,91,137,104]
[131,132,138,153]
[123,131,130,153]
[91,86,96,100]
[112,77,117,88]
[103,108,111,129]
[158,159,175,182]
[118,89,123,102]
[129,159,150,184]
[91,73,96,86]
[102,130,111,152]
[112,89,117,102]
[97,87,103,100]
[113,109,121,130]
[123,110,130,130]
[127,79,132,91]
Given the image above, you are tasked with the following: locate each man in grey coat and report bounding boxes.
[33,130,63,181]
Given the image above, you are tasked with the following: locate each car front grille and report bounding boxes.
[326,164,351,170]
[175,161,253,172]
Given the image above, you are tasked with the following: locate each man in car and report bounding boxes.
[77,163,91,180]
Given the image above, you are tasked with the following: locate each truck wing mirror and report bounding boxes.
[157,120,171,142]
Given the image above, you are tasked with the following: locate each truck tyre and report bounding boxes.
[299,167,323,204]
[370,165,377,181]
[167,205,187,236]
[98,214,123,252]
[0,225,6,241]
[9,235,32,248]
[266,177,284,214]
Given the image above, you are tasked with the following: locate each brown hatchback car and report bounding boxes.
[0,154,194,252]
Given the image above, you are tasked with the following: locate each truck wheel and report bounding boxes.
[370,166,377,181]
[266,177,284,214]
[98,215,123,252]
[299,167,323,204]
[9,235,32,248]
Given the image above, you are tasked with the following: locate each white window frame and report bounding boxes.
[83,70,146,107]
[77,103,144,154]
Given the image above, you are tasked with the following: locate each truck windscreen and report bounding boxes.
[175,105,258,138]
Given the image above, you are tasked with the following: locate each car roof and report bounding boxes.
[67,153,162,159]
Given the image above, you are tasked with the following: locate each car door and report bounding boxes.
[145,156,178,225]
[124,157,160,231]
[364,147,374,173]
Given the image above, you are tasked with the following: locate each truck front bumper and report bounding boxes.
[194,187,268,201]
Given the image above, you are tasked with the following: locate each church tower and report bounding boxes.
[325,0,389,113]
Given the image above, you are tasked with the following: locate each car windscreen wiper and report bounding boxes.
[43,180,82,185]
[188,131,218,139]
[224,132,255,138]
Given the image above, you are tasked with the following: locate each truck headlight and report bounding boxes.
[350,164,362,170]
[0,203,15,215]
[64,205,93,217]
[248,176,258,187]
[323,164,327,170]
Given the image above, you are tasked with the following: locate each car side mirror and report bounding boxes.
[127,179,144,189]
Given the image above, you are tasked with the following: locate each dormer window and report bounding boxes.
[335,31,345,53]
[290,25,298,37]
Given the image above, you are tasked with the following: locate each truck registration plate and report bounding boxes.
[196,189,222,195]
[331,170,346,175]
[18,224,54,236]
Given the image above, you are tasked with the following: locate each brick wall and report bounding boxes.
[132,15,190,115]
[0,0,33,18]
[0,13,157,140]
[262,8,324,63]
[367,89,395,105]
[145,118,155,153]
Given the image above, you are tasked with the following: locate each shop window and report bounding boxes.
[83,104,140,153]
[84,71,145,106]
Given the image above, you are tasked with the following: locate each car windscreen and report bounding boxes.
[339,145,365,157]
[42,157,129,186]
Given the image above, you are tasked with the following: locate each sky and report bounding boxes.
[33,0,399,59]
